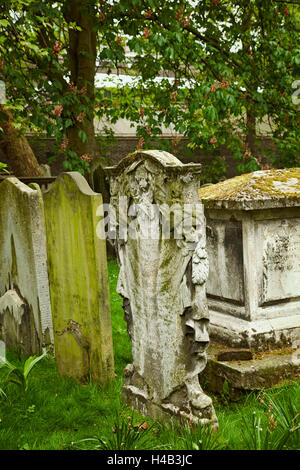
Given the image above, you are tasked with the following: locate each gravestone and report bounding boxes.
[43,172,114,384]
[0,178,53,355]
[106,150,217,427]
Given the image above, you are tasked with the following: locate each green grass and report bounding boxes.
[0,258,299,450]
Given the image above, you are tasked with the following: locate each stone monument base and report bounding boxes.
[123,365,218,429]
[209,308,300,351]
[199,342,300,394]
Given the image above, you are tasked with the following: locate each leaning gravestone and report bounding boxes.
[105,150,217,427]
[43,172,114,384]
[0,177,53,355]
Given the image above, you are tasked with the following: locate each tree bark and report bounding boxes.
[0,105,42,177]
[241,5,257,158]
[64,0,97,159]
[246,110,257,156]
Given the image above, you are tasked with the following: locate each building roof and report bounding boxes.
[198,168,300,210]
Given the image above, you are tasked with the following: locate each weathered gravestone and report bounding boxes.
[43,172,114,384]
[105,150,217,427]
[0,178,53,355]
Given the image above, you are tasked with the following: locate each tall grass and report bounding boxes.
[0,258,299,450]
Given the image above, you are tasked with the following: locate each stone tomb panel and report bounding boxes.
[206,218,244,304]
[256,218,300,305]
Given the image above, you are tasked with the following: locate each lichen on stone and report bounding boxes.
[198,168,300,202]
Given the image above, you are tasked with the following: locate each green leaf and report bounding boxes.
[24,352,46,381]
[0,386,7,399]
[205,106,217,122]
[23,352,46,390]
[53,80,63,91]
[20,40,42,54]
[64,118,73,128]
[78,129,87,143]
[6,368,26,389]
[165,47,175,60]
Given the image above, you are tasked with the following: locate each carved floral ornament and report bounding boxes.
[105,151,206,243]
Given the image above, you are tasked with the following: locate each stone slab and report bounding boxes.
[198,168,300,211]
[209,310,300,351]
[200,342,300,392]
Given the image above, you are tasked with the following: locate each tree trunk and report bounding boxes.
[0,105,42,177]
[246,110,257,156]
[241,5,257,158]
[64,0,97,160]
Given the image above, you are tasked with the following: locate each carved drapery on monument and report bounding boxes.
[105,150,217,427]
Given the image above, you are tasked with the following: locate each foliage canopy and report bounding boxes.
[0,0,299,176]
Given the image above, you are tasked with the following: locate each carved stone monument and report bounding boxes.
[106,150,217,427]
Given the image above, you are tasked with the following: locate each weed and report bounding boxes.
[0,352,47,392]
[67,412,158,450]
[168,419,225,450]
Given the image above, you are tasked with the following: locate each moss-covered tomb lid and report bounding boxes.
[198,168,300,210]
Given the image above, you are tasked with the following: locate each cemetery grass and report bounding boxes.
[0,258,299,451]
